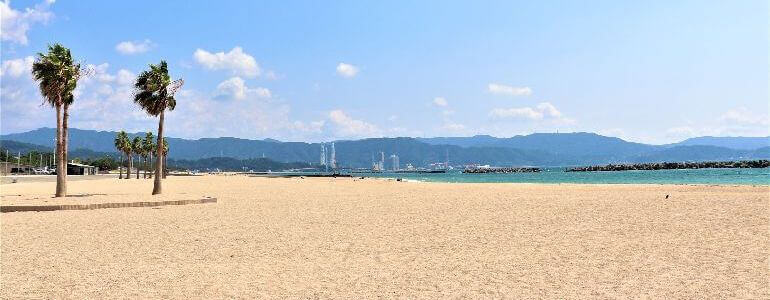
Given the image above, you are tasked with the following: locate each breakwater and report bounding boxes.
[464,167,541,174]
[566,160,770,172]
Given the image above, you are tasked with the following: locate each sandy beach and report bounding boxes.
[1,175,768,298]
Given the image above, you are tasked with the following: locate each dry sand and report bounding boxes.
[1,175,768,298]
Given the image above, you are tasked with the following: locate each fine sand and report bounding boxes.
[1,175,768,298]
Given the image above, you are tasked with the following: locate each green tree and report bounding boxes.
[114,131,130,179]
[142,132,155,179]
[31,43,82,197]
[134,61,181,194]
[131,136,143,179]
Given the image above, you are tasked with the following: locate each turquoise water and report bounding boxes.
[359,168,770,185]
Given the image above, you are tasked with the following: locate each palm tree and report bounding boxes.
[131,136,143,179]
[31,43,81,197]
[134,61,182,195]
[142,132,155,179]
[114,131,130,179]
[161,137,169,179]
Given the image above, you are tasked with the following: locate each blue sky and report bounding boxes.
[1,0,768,143]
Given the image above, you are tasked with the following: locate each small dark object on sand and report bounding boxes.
[396,178,402,182]
[359,176,365,179]
[665,194,669,199]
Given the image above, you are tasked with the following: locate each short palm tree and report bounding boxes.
[142,132,155,179]
[31,43,82,197]
[131,136,143,179]
[134,61,182,194]
[114,131,130,179]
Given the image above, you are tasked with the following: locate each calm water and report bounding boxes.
[359,168,770,185]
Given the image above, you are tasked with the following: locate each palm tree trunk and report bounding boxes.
[119,156,123,179]
[153,111,164,195]
[149,153,153,178]
[143,157,147,179]
[127,153,132,179]
[55,103,66,197]
[162,155,167,179]
[136,157,140,179]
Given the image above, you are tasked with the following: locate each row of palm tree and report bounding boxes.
[32,43,181,196]
[113,132,170,180]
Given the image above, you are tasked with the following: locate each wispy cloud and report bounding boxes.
[488,83,532,97]
[215,77,271,100]
[327,110,379,137]
[115,39,153,55]
[0,0,54,45]
[432,97,448,107]
[490,102,568,122]
[0,56,34,78]
[336,63,359,78]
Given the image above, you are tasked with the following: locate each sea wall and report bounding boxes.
[464,167,541,174]
[566,160,770,172]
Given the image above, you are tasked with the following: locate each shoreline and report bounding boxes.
[2,172,769,187]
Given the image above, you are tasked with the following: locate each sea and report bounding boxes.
[359,168,770,185]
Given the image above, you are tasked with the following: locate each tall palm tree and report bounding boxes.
[142,132,155,179]
[161,137,169,179]
[134,61,182,194]
[114,131,129,179]
[31,43,81,197]
[131,136,143,179]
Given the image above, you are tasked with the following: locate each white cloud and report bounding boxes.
[663,106,770,142]
[336,63,358,78]
[490,107,542,120]
[0,56,34,78]
[291,120,325,134]
[718,107,769,126]
[327,110,379,137]
[215,77,271,100]
[194,47,260,77]
[116,69,135,86]
[488,83,532,97]
[115,39,153,55]
[443,123,466,132]
[535,102,562,118]
[0,0,53,45]
[489,102,565,121]
[432,97,448,107]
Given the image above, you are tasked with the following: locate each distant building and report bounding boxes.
[390,154,399,171]
[0,162,33,176]
[66,162,98,175]
[330,142,336,169]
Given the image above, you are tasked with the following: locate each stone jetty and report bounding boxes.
[566,159,770,172]
[464,167,541,174]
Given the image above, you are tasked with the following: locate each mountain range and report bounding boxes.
[1,128,768,168]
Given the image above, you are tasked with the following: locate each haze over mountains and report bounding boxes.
[1,128,768,168]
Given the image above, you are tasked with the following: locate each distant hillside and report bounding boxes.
[419,132,658,159]
[0,140,51,154]
[3,128,768,168]
[0,139,116,159]
[628,145,770,163]
[670,136,770,150]
[167,157,314,172]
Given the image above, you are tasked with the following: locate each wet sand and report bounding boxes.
[1,175,768,298]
